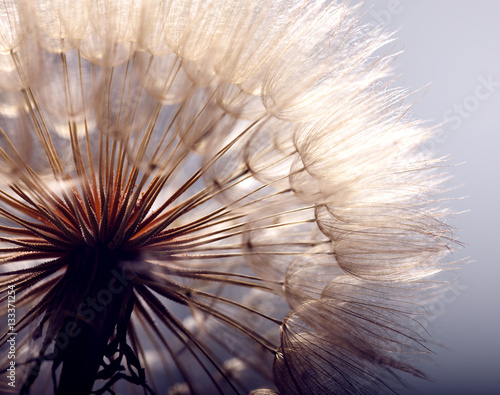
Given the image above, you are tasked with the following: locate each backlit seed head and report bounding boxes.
[0,1,457,394]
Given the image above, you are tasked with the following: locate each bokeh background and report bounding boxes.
[357,1,500,394]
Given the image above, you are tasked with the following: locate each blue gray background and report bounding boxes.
[359,1,500,394]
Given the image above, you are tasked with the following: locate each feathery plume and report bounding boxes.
[0,0,455,394]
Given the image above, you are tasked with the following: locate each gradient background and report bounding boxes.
[357,1,500,394]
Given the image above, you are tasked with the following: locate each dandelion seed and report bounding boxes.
[0,0,456,394]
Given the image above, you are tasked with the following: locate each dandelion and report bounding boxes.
[0,0,455,394]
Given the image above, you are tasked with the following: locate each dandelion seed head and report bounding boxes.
[0,0,457,394]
